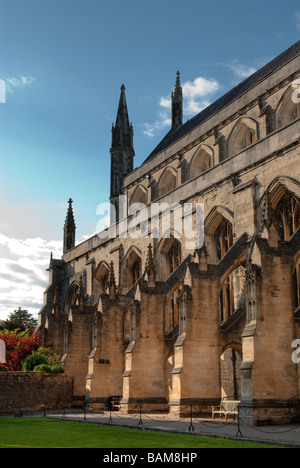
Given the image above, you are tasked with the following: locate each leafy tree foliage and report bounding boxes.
[0,308,38,332]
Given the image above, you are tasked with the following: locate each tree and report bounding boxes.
[0,308,38,332]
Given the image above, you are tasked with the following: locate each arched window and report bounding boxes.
[215,219,233,262]
[277,86,300,129]
[205,207,234,265]
[166,291,179,334]
[228,118,258,157]
[293,260,300,311]
[131,257,142,286]
[157,167,177,198]
[130,185,148,207]
[94,261,110,297]
[275,193,300,241]
[241,129,256,150]
[64,282,79,314]
[220,266,246,323]
[190,147,213,179]
[167,239,182,276]
[123,248,142,290]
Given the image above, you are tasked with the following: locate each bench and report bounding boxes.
[212,399,240,420]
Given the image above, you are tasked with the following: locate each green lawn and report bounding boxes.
[0,418,279,448]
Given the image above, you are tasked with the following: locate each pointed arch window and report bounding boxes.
[220,266,246,323]
[190,148,213,179]
[123,248,142,290]
[215,219,233,262]
[241,129,256,150]
[275,193,300,241]
[131,257,142,286]
[228,118,258,157]
[277,86,300,129]
[167,240,182,275]
[130,185,148,206]
[157,168,177,198]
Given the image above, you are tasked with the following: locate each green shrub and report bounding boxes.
[22,352,49,371]
[33,363,64,374]
[22,347,64,373]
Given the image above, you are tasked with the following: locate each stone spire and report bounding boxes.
[171,71,183,129]
[111,85,134,151]
[145,244,156,288]
[110,85,135,224]
[63,198,76,254]
[108,261,117,301]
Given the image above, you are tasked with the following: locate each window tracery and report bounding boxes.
[190,148,212,179]
[275,193,300,241]
[157,168,177,198]
[215,219,233,262]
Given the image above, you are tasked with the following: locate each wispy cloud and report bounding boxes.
[0,234,62,320]
[142,114,171,138]
[5,75,36,93]
[227,61,257,85]
[142,75,220,137]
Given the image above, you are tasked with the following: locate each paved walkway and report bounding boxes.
[41,409,300,447]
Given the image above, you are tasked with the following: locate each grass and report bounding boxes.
[0,418,279,448]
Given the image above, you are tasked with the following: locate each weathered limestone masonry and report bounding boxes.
[39,42,300,425]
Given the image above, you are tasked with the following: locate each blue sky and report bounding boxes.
[0,0,300,319]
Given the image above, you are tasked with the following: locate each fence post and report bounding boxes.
[138,403,143,426]
[188,404,194,433]
[108,401,113,423]
[236,404,243,438]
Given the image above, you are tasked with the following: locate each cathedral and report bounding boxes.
[39,41,300,425]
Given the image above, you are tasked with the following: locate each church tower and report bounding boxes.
[63,198,76,254]
[110,85,135,223]
[171,71,183,129]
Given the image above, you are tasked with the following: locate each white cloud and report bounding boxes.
[142,75,220,137]
[182,76,220,116]
[5,75,36,93]
[227,61,257,85]
[0,234,63,321]
[142,115,171,138]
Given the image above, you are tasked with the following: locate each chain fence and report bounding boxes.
[4,395,300,441]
